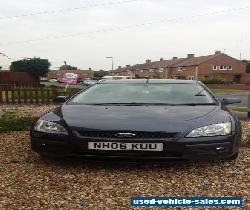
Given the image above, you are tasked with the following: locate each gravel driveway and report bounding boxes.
[0,131,249,210]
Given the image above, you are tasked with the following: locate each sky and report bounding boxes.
[0,0,250,70]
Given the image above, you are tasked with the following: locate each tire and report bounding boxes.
[225,152,238,160]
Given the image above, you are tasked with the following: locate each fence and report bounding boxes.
[0,86,80,104]
[0,83,42,90]
[0,88,58,104]
[0,71,37,84]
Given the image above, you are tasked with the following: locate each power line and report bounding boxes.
[1,5,250,46]
[0,0,138,20]
[0,52,11,59]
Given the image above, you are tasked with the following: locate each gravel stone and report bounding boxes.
[0,131,249,210]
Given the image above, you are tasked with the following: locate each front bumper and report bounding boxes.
[30,131,240,161]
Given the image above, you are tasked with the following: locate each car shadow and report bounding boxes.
[37,155,235,172]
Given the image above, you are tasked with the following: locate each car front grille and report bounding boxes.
[76,130,177,139]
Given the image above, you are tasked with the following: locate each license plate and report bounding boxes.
[88,142,163,151]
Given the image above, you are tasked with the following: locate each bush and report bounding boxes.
[201,78,233,84]
[0,111,37,133]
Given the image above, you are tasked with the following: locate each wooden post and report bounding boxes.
[35,89,39,104]
[46,88,50,103]
[11,89,15,103]
[248,93,250,118]
[0,87,2,103]
[17,89,21,104]
[41,88,44,104]
[5,90,9,104]
[23,89,27,103]
[30,89,34,104]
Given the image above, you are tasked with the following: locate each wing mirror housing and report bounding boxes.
[222,98,241,105]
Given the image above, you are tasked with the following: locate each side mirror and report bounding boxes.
[54,96,68,103]
[222,98,241,105]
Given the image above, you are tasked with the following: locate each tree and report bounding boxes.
[94,70,108,79]
[10,58,50,79]
[59,65,77,70]
[242,60,250,73]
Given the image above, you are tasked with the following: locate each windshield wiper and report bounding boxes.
[83,102,177,106]
[120,103,178,106]
[194,89,206,96]
[83,103,126,106]
[178,103,217,106]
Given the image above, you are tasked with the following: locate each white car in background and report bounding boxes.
[102,76,133,80]
[49,79,57,83]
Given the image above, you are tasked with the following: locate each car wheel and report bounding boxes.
[225,152,238,160]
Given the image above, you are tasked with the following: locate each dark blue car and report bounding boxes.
[31,79,241,161]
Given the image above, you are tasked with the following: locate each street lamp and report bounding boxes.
[106,56,114,70]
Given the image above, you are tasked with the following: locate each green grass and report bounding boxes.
[0,111,37,133]
[211,89,246,94]
[230,107,248,113]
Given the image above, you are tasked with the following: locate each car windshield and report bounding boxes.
[69,83,216,105]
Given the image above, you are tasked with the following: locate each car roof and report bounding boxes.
[98,79,197,84]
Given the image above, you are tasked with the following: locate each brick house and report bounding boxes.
[110,58,186,79]
[170,52,246,82]
[47,69,94,80]
[110,51,246,83]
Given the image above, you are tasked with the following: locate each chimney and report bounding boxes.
[187,54,195,58]
[126,65,130,68]
[146,59,151,64]
[160,58,164,61]
[118,66,122,69]
[215,50,221,55]
[173,57,178,60]
[89,68,92,70]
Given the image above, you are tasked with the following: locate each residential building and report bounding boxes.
[170,52,246,83]
[110,51,246,83]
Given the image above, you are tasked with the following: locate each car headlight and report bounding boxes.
[34,120,68,135]
[186,122,231,138]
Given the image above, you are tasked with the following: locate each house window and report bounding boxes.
[149,69,154,72]
[219,65,228,70]
[213,65,218,70]
[228,66,232,70]
[159,68,164,73]
[140,70,144,72]
[187,76,195,80]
